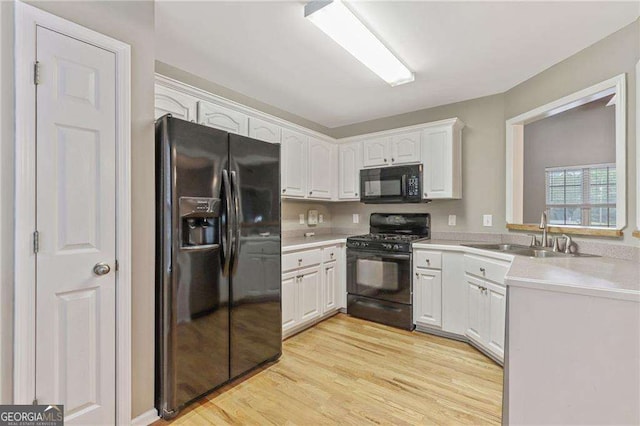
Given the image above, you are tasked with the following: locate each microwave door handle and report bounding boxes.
[401,174,407,196]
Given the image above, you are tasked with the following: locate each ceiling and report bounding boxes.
[155,1,638,129]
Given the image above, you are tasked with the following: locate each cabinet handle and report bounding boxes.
[480,267,486,274]
[425,259,430,264]
[391,157,395,163]
[298,259,303,265]
[330,253,334,258]
[384,158,387,162]
[282,189,286,193]
[309,191,313,195]
[424,193,428,197]
[355,193,358,196]
[415,272,419,277]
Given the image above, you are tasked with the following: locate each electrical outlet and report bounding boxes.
[352,213,359,224]
[319,214,324,223]
[448,215,456,226]
[299,213,305,225]
[483,214,493,227]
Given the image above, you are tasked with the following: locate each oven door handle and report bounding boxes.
[348,251,411,260]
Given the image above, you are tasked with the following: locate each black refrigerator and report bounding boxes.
[155,115,282,419]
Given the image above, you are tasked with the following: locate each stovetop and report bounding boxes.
[347,233,430,253]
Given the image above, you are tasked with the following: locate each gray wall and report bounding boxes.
[522,98,616,223]
[26,2,157,417]
[505,19,638,245]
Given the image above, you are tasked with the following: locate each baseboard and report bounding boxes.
[131,408,159,425]
[282,309,341,340]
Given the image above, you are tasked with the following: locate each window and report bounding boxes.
[545,164,616,228]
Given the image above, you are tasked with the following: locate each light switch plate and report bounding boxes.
[299,213,305,225]
[483,214,493,227]
[319,214,324,223]
[448,215,456,226]
[352,213,359,224]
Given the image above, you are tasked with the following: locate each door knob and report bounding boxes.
[93,262,111,276]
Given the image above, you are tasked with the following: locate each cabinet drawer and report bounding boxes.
[323,245,340,263]
[464,254,509,285]
[283,249,322,272]
[414,250,442,270]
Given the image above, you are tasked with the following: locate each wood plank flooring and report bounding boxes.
[156,314,503,425]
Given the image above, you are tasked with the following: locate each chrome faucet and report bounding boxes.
[562,234,573,254]
[539,211,550,248]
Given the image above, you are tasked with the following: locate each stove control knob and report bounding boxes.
[393,244,401,251]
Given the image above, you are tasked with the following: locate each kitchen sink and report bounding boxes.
[461,243,599,258]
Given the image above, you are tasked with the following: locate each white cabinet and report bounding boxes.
[422,122,463,199]
[362,137,390,167]
[323,260,338,314]
[198,100,248,135]
[413,250,443,330]
[391,131,421,165]
[464,253,508,362]
[307,138,334,199]
[338,142,362,200]
[414,269,442,328]
[281,129,308,198]
[282,243,344,338]
[298,266,322,323]
[248,116,281,144]
[154,85,197,121]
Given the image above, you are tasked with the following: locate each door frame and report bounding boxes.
[13,2,132,424]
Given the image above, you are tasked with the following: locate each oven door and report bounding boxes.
[347,248,411,304]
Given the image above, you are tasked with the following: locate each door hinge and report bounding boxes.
[32,398,38,405]
[115,260,119,271]
[33,61,40,86]
[33,231,39,254]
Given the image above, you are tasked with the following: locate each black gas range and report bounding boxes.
[346,213,430,330]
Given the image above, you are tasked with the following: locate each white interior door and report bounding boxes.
[35,26,117,425]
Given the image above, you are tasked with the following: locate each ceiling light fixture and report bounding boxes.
[305,0,414,87]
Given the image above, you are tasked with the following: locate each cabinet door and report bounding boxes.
[486,282,506,360]
[298,267,322,323]
[154,85,197,122]
[338,142,361,200]
[422,126,453,199]
[465,275,486,344]
[323,261,338,314]
[362,137,390,168]
[414,269,442,327]
[391,131,421,165]
[307,138,334,199]
[248,116,281,144]
[197,100,248,135]
[282,272,298,332]
[281,129,308,198]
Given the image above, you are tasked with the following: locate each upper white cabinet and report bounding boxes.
[307,138,335,199]
[155,85,197,122]
[422,121,463,199]
[198,100,249,136]
[362,137,390,168]
[338,142,361,200]
[248,116,281,144]
[281,129,308,198]
[391,131,421,165]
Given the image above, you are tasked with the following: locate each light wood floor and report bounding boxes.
[157,314,503,425]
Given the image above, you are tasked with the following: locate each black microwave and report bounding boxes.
[360,164,425,204]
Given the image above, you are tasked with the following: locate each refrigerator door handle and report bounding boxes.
[230,170,241,275]
[222,169,233,276]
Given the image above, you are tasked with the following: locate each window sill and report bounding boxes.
[506,223,623,237]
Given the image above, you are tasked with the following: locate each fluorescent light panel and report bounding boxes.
[305,0,414,86]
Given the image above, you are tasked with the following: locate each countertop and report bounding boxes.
[414,239,640,302]
[282,235,639,301]
[282,234,350,252]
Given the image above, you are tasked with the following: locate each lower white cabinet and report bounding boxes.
[465,274,506,361]
[323,260,338,314]
[414,268,442,328]
[282,244,345,338]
